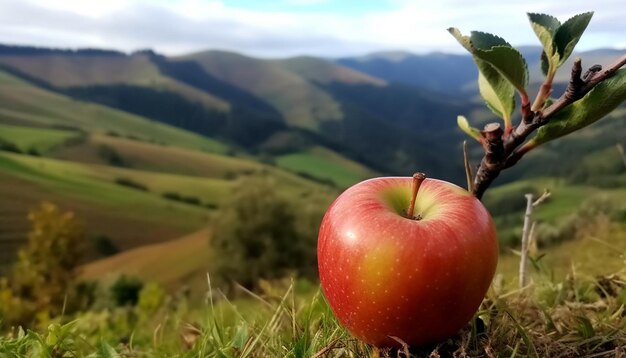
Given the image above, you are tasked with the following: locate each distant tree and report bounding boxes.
[0,202,85,327]
[93,235,120,257]
[210,178,313,290]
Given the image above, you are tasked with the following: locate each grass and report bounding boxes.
[484,177,626,246]
[2,266,625,357]
[0,70,228,153]
[276,146,377,188]
[0,123,80,153]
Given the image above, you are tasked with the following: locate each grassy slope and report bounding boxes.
[498,223,626,283]
[0,123,80,152]
[81,228,212,293]
[0,54,229,111]
[0,70,227,153]
[483,176,626,245]
[53,134,262,178]
[275,146,377,188]
[0,152,210,245]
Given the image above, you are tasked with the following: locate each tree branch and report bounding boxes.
[472,53,626,199]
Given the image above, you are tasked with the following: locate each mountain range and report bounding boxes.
[0,44,624,184]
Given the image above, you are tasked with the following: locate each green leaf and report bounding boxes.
[473,46,529,93]
[527,13,561,75]
[470,31,510,49]
[448,28,524,117]
[457,115,482,142]
[530,68,626,145]
[477,63,515,123]
[554,12,593,66]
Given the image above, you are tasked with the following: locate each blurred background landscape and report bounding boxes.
[0,0,625,355]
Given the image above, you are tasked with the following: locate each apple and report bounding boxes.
[317,173,498,347]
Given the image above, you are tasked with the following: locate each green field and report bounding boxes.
[0,70,227,153]
[276,146,377,188]
[0,152,211,250]
[0,123,80,152]
[53,134,263,178]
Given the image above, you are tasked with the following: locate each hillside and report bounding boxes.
[0,45,476,183]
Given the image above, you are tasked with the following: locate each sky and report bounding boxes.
[0,0,624,58]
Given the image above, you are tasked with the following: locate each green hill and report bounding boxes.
[0,70,228,153]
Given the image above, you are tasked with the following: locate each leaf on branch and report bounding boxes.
[457,115,482,142]
[448,28,528,96]
[527,13,561,76]
[554,12,594,67]
[473,46,529,94]
[469,31,510,49]
[478,64,515,124]
[530,68,626,146]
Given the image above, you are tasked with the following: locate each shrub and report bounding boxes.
[210,178,317,291]
[93,235,119,257]
[98,145,127,167]
[0,202,85,328]
[110,276,143,307]
[114,177,148,191]
[0,139,22,154]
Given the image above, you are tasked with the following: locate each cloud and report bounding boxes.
[0,0,623,58]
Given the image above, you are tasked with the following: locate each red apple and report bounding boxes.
[317,174,498,347]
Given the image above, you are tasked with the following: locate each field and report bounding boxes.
[0,123,80,153]
[276,146,378,188]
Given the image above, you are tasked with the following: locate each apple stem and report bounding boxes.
[407,172,426,220]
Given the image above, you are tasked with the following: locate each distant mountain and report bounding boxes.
[336,47,625,96]
[336,51,477,95]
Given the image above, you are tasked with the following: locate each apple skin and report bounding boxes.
[317,176,498,347]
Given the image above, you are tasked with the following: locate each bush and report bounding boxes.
[114,177,148,191]
[98,145,127,167]
[0,139,22,154]
[0,202,85,328]
[93,235,119,257]
[110,276,143,307]
[162,192,204,207]
[210,178,318,291]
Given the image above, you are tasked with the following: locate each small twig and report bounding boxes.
[311,339,341,358]
[463,141,474,192]
[532,189,551,207]
[519,193,534,289]
[519,189,551,289]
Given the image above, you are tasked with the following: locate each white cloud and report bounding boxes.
[0,0,623,57]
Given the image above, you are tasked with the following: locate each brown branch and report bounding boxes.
[473,123,504,199]
[472,53,626,199]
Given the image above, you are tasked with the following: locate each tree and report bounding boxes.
[210,178,314,290]
[1,202,85,327]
